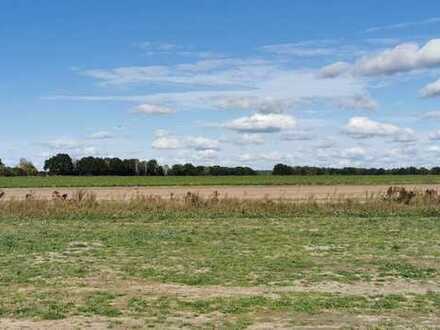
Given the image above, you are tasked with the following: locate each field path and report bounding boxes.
[2,184,440,201]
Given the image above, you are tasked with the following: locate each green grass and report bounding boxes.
[2,174,440,188]
[1,199,440,327]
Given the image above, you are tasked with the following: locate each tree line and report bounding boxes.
[0,154,256,176]
[272,163,440,176]
[3,155,440,177]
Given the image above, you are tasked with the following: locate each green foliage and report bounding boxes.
[44,154,74,175]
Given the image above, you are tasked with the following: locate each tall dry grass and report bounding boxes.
[0,189,440,218]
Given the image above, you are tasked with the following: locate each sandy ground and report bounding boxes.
[1,184,440,201]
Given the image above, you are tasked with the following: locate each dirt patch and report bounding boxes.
[0,316,141,330]
[81,273,440,298]
[2,184,440,201]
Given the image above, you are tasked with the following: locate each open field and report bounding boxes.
[1,195,440,328]
[2,175,440,188]
[3,184,440,202]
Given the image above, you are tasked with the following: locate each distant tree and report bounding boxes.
[44,154,74,175]
[146,159,160,176]
[273,163,292,175]
[108,157,125,175]
[169,164,184,176]
[76,157,108,175]
[18,158,38,176]
[123,159,139,176]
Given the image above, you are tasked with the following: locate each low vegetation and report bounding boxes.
[3,174,440,188]
[0,192,440,328]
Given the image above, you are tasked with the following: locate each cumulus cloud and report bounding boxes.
[151,136,181,150]
[335,95,378,111]
[135,104,176,115]
[224,114,296,133]
[343,117,414,140]
[152,130,221,151]
[420,79,440,98]
[320,39,440,78]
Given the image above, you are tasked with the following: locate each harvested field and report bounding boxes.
[2,184,440,201]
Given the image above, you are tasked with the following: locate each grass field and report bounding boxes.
[2,174,440,188]
[1,196,440,328]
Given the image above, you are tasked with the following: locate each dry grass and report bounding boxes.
[1,187,440,218]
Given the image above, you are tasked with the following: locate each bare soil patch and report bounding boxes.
[82,273,440,298]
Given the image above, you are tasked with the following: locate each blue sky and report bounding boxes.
[1,0,440,169]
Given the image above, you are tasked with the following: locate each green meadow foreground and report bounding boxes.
[1,194,440,328]
[2,175,440,188]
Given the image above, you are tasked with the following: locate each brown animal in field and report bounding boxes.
[62,193,68,200]
[0,191,5,199]
[25,193,33,200]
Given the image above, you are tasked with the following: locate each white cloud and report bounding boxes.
[315,139,337,150]
[280,131,313,141]
[136,41,177,52]
[151,133,181,149]
[320,39,440,77]
[239,151,290,162]
[319,62,351,78]
[421,110,440,119]
[151,131,221,152]
[63,57,366,115]
[43,138,85,150]
[224,113,296,133]
[429,130,440,141]
[41,138,99,159]
[185,136,220,151]
[88,131,114,140]
[135,103,176,115]
[216,96,295,114]
[420,78,440,98]
[261,42,335,57]
[335,95,378,111]
[341,147,368,160]
[366,17,440,33]
[237,134,265,145]
[343,117,414,140]
[194,149,219,161]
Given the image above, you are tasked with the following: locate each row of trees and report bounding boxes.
[41,154,256,176]
[273,163,440,176]
[4,155,440,177]
[0,158,38,176]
